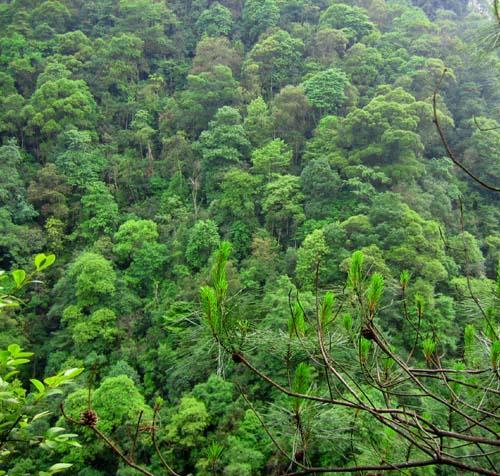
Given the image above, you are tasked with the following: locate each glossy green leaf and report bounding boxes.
[30,379,45,394]
[34,253,56,271]
[47,463,72,474]
[11,269,26,288]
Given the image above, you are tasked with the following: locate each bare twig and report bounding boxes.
[283,457,497,476]
[151,406,181,476]
[432,69,500,192]
[473,116,500,131]
[130,410,144,463]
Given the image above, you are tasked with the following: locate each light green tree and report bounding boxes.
[319,3,375,43]
[196,2,233,37]
[242,0,280,44]
[303,68,349,115]
[113,219,167,292]
[113,219,160,263]
[55,130,106,188]
[162,65,242,136]
[185,220,221,270]
[243,97,273,148]
[296,229,328,289]
[165,396,209,448]
[251,139,292,180]
[24,75,96,153]
[61,252,117,308]
[79,182,119,242]
[196,106,250,167]
[69,307,120,354]
[216,168,259,223]
[248,29,303,94]
[262,175,304,242]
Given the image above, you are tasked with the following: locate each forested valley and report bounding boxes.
[0,0,499,474]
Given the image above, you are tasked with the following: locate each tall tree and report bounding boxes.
[247,29,303,95]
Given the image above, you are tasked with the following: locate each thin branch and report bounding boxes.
[0,415,23,450]
[473,116,500,131]
[458,198,498,339]
[233,352,360,408]
[239,389,443,476]
[283,458,440,475]
[408,367,491,375]
[238,386,306,469]
[130,410,144,463]
[151,407,181,476]
[285,456,499,476]
[371,324,499,439]
[60,404,155,476]
[433,69,500,192]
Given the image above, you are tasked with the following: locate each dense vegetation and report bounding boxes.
[0,0,499,474]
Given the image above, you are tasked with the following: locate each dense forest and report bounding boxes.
[0,0,499,474]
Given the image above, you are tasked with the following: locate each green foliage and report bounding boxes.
[92,375,149,433]
[301,157,341,218]
[0,2,498,474]
[196,106,250,194]
[303,68,349,114]
[186,220,221,270]
[71,308,119,353]
[359,336,372,363]
[292,362,313,409]
[296,229,328,289]
[79,182,118,242]
[164,65,242,135]
[113,219,159,262]
[491,340,500,371]
[321,292,335,328]
[63,375,150,455]
[319,3,374,43]
[337,88,427,183]
[54,131,106,188]
[347,250,364,291]
[165,396,209,448]
[0,141,36,224]
[217,168,259,223]
[24,75,97,151]
[63,252,116,308]
[242,0,280,44]
[248,29,303,94]
[366,272,384,316]
[262,174,304,241]
[251,138,292,179]
[192,374,234,421]
[0,257,83,475]
[244,96,273,148]
[288,301,306,337]
[196,2,233,37]
[422,337,436,362]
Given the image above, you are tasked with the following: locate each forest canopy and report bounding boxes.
[0,0,499,475]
